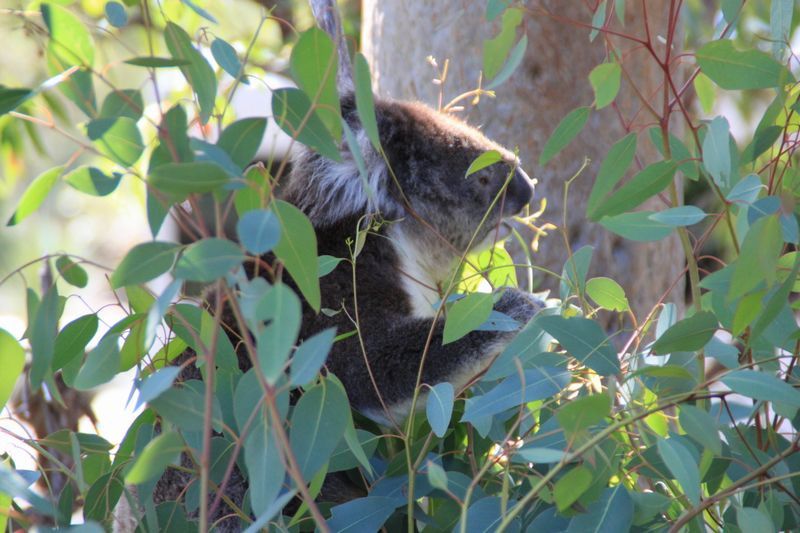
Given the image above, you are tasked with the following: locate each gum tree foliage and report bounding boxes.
[1,1,800,532]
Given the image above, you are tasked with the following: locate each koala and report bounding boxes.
[140,1,542,530]
[282,95,539,424]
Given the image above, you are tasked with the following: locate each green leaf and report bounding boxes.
[426,382,454,438]
[466,150,503,178]
[738,507,776,532]
[86,117,144,167]
[657,438,700,505]
[482,7,524,80]
[426,461,448,492]
[679,404,721,455]
[586,277,629,311]
[174,238,243,282]
[152,381,224,432]
[56,255,88,288]
[486,35,527,89]
[649,206,707,227]
[256,283,302,384]
[694,72,715,114]
[272,200,321,311]
[539,106,591,166]
[696,40,794,90]
[290,378,350,479]
[702,116,733,190]
[164,22,217,124]
[354,53,381,152]
[42,3,94,67]
[730,214,783,300]
[591,161,677,220]
[53,314,98,371]
[217,117,266,169]
[560,245,593,301]
[649,127,699,180]
[291,27,341,140]
[73,335,120,391]
[587,133,637,217]
[7,166,64,226]
[110,241,179,289]
[589,62,621,109]
[721,370,800,408]
[0,329,25,411]
[443,293,494,344]
[272,87,341,162]
[46,51,96,116]
[148,161,230,196]
[599,211,673,242]
[104,1,127,28]
[318,255,343,277]
[65,166,122,197]
[554,465,592,511]
[29,285,61,390]
[290,328,336,386]
[237,208,280,255]
[651,311,717,354]
[211,38,248,84]
[537,315,619,376]
[461,367,570,423]
[124,57,191,68]
[99,89,143,120]
[557,392,611,436]
[124,430,183,485]
[0,86,33,115]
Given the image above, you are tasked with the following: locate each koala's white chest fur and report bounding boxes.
[388,225,457,319]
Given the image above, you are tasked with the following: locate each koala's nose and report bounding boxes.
[505,166,535,214]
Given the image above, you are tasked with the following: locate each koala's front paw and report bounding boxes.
[495,289,543,325]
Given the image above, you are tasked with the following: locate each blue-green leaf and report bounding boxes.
[657,438,700,505]
[74,335,120,391]
[599,211,673,242]
[426,382,454,437]
[237,209,280,255]
[721,370,800,408]
[328,496,399,532]
[211,38,248,84]
[462,367,570,423]
[290,328,336,386]
[649,206,707,227]
[290,378,350,479]
[174,238,243,282]
[537,315,619,376]
[104,2,128,28]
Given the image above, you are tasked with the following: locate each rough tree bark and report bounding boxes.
[361,0,685,320]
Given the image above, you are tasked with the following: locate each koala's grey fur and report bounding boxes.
[142,2,541,531]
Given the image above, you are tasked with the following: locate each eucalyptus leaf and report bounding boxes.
[426,382,454,437]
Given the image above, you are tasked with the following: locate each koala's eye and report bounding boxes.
[478,174,490,187]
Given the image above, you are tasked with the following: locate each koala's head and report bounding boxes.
[285,94,534,252]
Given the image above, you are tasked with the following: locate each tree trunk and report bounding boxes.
[361,0,685,321]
